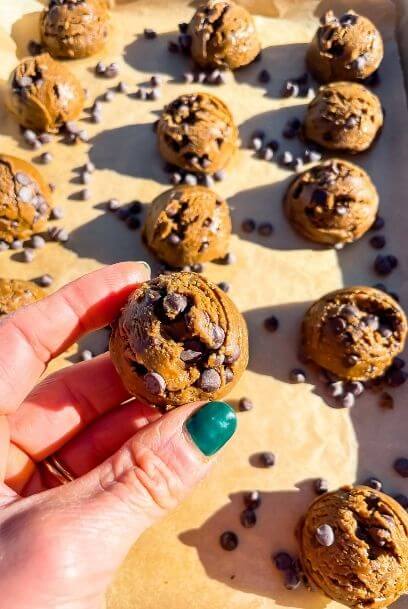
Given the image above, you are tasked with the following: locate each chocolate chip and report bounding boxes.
[50,206,64,220]
[379,391,394,409]
[95,61,106,75]
[264,315,279,332]
[281,81,299,98]
[260,147,274,161]
[259,451,275,467]
[242,219,256,233]
[225,368,234,383]
[273,552,293,571]
[180,349,202,363]
[352,56,366,71]
[23,248,35,263]
[365,477,382,491]
[304,148,322,163]
[314,478,329,495]
[80,349,93,361]
[258,222,274,237]
[370,235,386,249]
[168,233,181,245]
[393,357,405,370]
[184,174,198,186]
[104,90,115,102]
[284,570,301,590]
[126,215,141,230]
[38,273,53,287]
[240,508,257,528]
[330,316,347,334]
[0,241,9,251]
[40,152,52,164]
[244,490,261,509]
[107,198,120,211]
[198,369,221,392]
[394,494,408,509]
[344,354,359,368]
[258,69,270,83]
[144,28,157,40]
[218,281,230,293]
[168,40,179,53]
[225,344,240,365]
[117,81,128,94]
[191,263,203,273]
[340,12,358,25]
[105,63,119,78]
[394,457,408,478]
[315,524,334,546]
[268,139,280,152]
[213,170,226,182]
[31,235,45,249]
[341,392,355,408]
[387,368,407,387]
[163,293,188,318]
[144,372,166,395]
[374,254,397,276]
[289,368,306,383]
[220,531,238,551]
[11,239,23,250]
[342,304,358,320]
[347,381,364,397]
[280,151,294,166]
[220,252,236,265]
[328,380,344,398]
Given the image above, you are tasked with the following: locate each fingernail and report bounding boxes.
[136,261,151,278]
[186,401,237,457]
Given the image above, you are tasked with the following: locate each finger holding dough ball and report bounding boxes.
[143,185,231,267]
[188,0,261,70]
[109,272,248,410]
[0,154,53,243]
[7,53,84,133]
[298,485,408,609]
[41,0,110,59]
[0,279,46,316]
[301,287,407,381]
[284,159,379,246]
[157,92,238,174]
[307,10,383,83]
[304,82,383,153]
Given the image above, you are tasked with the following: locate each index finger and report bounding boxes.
[0,261,150,414]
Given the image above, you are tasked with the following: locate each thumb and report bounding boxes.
[55,400,237,560]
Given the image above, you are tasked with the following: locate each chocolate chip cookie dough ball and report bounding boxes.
[0,279,45,316]
[188,0,261,70]
[0,155,52,243]
[284,159,378,246]
[304,82,383,153]
[157,92,238,174]
[301,287,407,381]
[40,0,110,60]
[7,53,84,133]
[143,185,231,267]
[110,272,248,410]
[307,10,383,83]
[299,486,408,609]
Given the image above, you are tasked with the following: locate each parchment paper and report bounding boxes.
[1,1,408,608]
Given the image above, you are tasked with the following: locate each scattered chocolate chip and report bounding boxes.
[11,239,23,250]
[240,508,257,528]
[393,357,405,370]
[315,524,334,546]
[180,349,202,363]
[38,133,52,144]
[370,235,386,249]
[280,151,294,166]
[379,392,394,409]
[220,531,238,551]
[80,349,93,361]
[304,148,322,163]
[144,28,157,40]
[126,215,141,230]
[184,173,198,186]
[117,81,128,94]
[108,198,120,211]
[38,273,53,287]
[28,40,43,55]
[23,129,37,146]
[31,235,45,249]
[218,281,230,293]
[144,372,166,395]
[268,139,280,152]
[213,169,226,182]
[168,40,179,53]
[105,63,119,78]
[239,397,253,412]
[365,477,382,492]
[290,368,306,383]
[258,222,274,237]
[198,369,221,392]
[48,226,69,242]
[50,206,64,220]
[394,457,408,478]
[264,315,279,332]
[371,214,385,231]
[258,69,270,83]
[347,381,364,397]
[0,241,9,252]
[284,570,301,590]
[341,392,355,408]
[244,490,261,510]
[163,292,188,318]
[387,368,407,387]
[281,81,299,98]
[242,218,256,233]
[314,478,329,495]
[328,380,344,398]
[23,248,35,263]
[260,147,274,161]
[340,12,358,25]
[225,368,234,383]
[259,451,276,467]
[273,552,293,571]
[394,494,408,509]
[293,157,304,172]
[168,233,181,245]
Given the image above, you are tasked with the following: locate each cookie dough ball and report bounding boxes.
[307,10,383,83]
[299,486,408,609]
[284,159,378,246]
[40,0,110,60]
[7,53,84,133]
[301,287,407,381]
[188,0,261,70]
[143,185,231,267]
[110,272,248,409]
[0,155,52,243]
[0,279,45,316]
[304,82,383,153]
[157,92,238,174]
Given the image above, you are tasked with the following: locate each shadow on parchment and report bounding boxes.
[11,12,41,60]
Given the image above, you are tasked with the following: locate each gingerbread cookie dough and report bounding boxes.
[0,279,45,316]
[301,287,407,381]
[284,159,379,246]
[304,82,383,153]
[188,0,261,70]
[143,185,231,267]
[299,485,408,609]
[157,92,238,174]
[41,0,110,59]
[0,155,52,244]
[110,272,248,409]
[307,10,383,83]
[7,53,84,133]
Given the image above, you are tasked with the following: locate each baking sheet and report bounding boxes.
[1,1,408,608]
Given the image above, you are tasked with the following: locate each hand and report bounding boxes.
[0,262,237,609]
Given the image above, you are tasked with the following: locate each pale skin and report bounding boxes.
[0,262,218,609]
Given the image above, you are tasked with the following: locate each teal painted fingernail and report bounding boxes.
[186,401,237,456]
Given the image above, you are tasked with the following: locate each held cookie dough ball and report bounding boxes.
[188,0,261,70]
[304,82,383,153]
[40,0,110,59]
[307,10,383,83]
[110,272,248,410]
[0,279,45,316]
[157,92,238,174]
[284,159,379,246]
[299,486,408,609]
[7,53,84,133]
[0,155,52,243]
[301,287,407,381]
[143,185,231,267]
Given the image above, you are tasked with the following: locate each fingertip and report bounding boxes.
[110,261,151,285]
